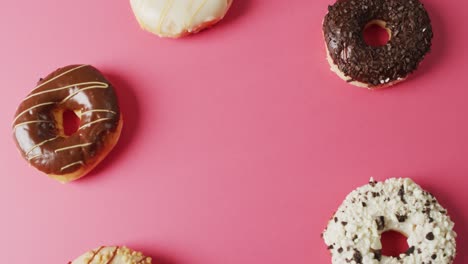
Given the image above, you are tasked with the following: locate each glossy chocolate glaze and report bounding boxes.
[13,65,120,175]
[323,0,433,87]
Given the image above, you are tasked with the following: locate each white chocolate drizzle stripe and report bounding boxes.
[13,102,56,124]
[158,0,174,33]
[13,120,53,131]
[25,136,60,156]
[32,65,88,92]
[23,81,107,101]
[60,161,84,171]
[27,154,42,161]
[81,109,116,116]
[189,0,209,27]
[79,118,113,130]
[54,143,93,153]
[60,84,109,104]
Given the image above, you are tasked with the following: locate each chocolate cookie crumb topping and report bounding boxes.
[323,178,456,264]
[406,246,415,255]
[426,232,435,240]
[353,249,363,263]
[398,185,407,204]
[376,216,385,231]
[372,249,382,261]
[323,0,433,87]
[396,214,408,222]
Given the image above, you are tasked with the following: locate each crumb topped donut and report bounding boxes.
[322,178,456,263]
[12,65,123,183]
[70,246,151,264]
[323,0,433,88]
[130,0,233,38]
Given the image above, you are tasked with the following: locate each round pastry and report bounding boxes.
[12,65,123,183]
[70,246,151,264]
[323,0,433,88]
[322,178,456,263]
[130,0,233,38]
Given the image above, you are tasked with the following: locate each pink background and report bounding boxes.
[0,0,467,263]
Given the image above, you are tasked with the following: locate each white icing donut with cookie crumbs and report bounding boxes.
[130,0,233,38]
[70,246,151,264]
[322,178,457,264]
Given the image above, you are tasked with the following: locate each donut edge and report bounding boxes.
[325,43,408,90]
[130,0,233,38]
[323,33,406,89]
[321,178,457,263]
[47,114,124,183]
[71,245,152,264]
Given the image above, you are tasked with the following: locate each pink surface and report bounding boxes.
[0,0,467,263]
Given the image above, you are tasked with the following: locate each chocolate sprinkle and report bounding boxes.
[375,216,385,231]
[323,0,433,87]
[406,246,415,255]
[353,249,363,264]
[426,232,435,240]
[396,214,408,222]
[398,185,407,204]
[371,249,382,261]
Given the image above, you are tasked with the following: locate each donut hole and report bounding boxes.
[62,109,81,136]
[381,230,409,257]
[363,20,391,47]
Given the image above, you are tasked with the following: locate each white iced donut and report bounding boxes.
[322,178,457,263]
[70,246,151,264]
[130,0,233,38]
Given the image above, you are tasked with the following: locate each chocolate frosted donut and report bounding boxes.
[323,0,433,88]
[12,65,123,183]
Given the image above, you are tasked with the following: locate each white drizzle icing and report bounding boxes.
[189,0,209,27]
[27,154,42,161]
[59,83,109,104]
[31,65,88,92]
[81,109,117,116]
[54,143,93,153]
[24,136,60,156]
[13,120,53,131]
[158,0,174,33]
[79,118,113,130]
[12,102,56,124]
[60,161,84,171]
[23,81,107,101]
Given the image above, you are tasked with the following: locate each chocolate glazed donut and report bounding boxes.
[323,0,433,88]
[12,65,123,183]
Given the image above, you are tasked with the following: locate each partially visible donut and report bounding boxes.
[12,65,123,183]
[130,0,233,38]
[322,178,456,263]
[70,246,151,264]
[323,0,433,88]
